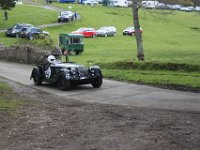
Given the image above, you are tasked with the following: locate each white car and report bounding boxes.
[83,0,98,5]
[180,6,193,12]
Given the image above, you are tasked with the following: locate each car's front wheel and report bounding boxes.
[57,73,71,90]
[15,34,19,38]
[33,73,42,86]
[29,35,34,40]
[92,76,102,88]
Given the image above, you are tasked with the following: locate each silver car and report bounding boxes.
[96,26,117,37]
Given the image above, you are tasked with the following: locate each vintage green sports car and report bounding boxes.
[30,55,103,90]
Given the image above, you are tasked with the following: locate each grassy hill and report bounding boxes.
[0,3,200,90]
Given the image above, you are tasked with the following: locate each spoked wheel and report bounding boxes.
[33,73,42,86]
[57,73,71,90]
[92,76,102,88]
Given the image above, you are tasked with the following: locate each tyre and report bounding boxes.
[92,34,96,38]
[33,73,42,86]
[92,76,102,88]
[75,51,80,55]
[57,73,71,90]
[29,35,34,40]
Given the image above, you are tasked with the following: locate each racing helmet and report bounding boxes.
[47,55,56,64]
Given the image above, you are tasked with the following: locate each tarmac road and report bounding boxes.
[0,61,200,112]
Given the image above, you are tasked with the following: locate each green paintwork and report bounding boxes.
[59,33,84,55]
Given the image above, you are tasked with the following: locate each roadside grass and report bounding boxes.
[100,61,200,90]
[102,69,200,90]
[0,3,200,90]
[0,82,26,111]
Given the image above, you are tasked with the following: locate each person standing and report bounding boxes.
[74,11,77,20]
[4,10,8,20]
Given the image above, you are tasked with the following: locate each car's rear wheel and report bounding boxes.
[57,73,71,90]
[75,51,80,55]
[92,76,102,88]
[33,73,42,86]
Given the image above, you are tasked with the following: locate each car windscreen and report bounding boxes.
[70,37,82,44]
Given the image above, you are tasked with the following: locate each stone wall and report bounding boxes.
[0,45,52,64]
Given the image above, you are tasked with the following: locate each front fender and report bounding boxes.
[89,66,103,77]
[95,68,103,77]
[30,66,42,80]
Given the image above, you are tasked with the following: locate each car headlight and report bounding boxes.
[89,65,100,72]
[11,30,17,33]
[89,67,95,73]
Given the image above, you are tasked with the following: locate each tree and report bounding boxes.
[0,0,15,20]
[0,0,15,9]
[192,0,200,7]
[131,0,144,61]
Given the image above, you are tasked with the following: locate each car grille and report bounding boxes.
[78,67,89,78]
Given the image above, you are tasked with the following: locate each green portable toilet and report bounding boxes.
[59,33,84,55]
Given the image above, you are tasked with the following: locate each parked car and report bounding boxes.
[6,23,33,37]
[123,26,143,36]
[58,11,75,22]
[82,0,98,5]
[14,1,23,5]
[96,26,117,37]
[30,55,103,90]
[72,28,96,38]
[180,6,193,12]
[19,27,49,40]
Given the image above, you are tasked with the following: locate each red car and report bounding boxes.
[123,26,143,36]
[72,28,96,38]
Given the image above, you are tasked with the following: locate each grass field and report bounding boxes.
[0,82,25,111]
[0,3,200,89]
